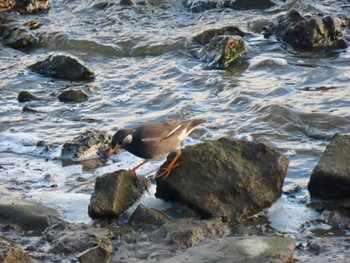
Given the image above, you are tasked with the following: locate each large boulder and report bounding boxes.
[129,204,170,226]
[0,0,50,13]
[156,138,288,221]
[308,134,350,199]
[29,54,95,81]
[0,198,62,235]
[61,129,110,161]
[3,27,39,50]
[88,170,150,219]
[263,9,348,50]
[0,236,32,263]
[193,26,249,45]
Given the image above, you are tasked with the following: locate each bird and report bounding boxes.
[107,118,206,178]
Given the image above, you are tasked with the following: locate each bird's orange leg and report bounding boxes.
[156,149,181,179]
[129,160,148,177]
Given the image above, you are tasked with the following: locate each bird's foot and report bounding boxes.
[156,163,179,179]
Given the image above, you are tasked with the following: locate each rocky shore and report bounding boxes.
[1,132,350,262]
[1,0,349,262]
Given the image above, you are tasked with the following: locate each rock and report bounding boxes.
[184,0,276,12]
[308,134,350,199]
[88,170,150,219]
[199,35,245,68]
[193,26,249,45]
[156,138,289,221]
[22,105,42,113]
[58,88,88,103]
[17,91,41,102]
[0,198,62,235]
[294,236,350,262]
[76,246,110,263]
[129,204,170,226]
[163,236,296,263]
[156,218,231,250]
[61,129,110,161]
[0,0,50,13]
[29,54,95,81]
[263,9,348,50]
[3,27,39,50]
[41,222,113,257]
[0,236,32,263]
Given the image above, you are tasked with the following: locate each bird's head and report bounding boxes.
[107,129,133,156]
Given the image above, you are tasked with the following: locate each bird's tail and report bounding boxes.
[189,118,206,128]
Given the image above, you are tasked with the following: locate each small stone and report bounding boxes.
[58,89,88,103]
[129,204,170,226]
[18,91,41,102]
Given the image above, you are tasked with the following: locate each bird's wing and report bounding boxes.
[138,120,184,143]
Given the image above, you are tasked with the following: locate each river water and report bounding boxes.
[0,0,349,241]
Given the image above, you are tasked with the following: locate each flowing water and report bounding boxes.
[0,0,350,244]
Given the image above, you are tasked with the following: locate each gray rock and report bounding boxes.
[18,91,41,102]
[76,246,110,263]
[129,204,170,226]
[29,54,95,81]
[61,129,110,161]
[41,222,113,256]
[156,138,289,221]
[156,218,231,250]
[163,236,295,263]
[0,0,50,13]
[263,9,348,50]
[3,27,39,50]
[0,198,62,235]
[58,88,88,103]
[193,26,249,45]
[0,236,32,263]
[294,236,350,263]
[308,134,350,199]
[199,35,245,68]
[88,170,150,219]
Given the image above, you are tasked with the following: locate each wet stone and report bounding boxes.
[308,134,350,199]
[199,35,246,68]
[18,91,41,102]
[0,198,62,236]
[129,204,170,226]
[88,170,150,219]
[0,236,32,263]
[263,8,348,50]
[0,0,50,13]
[3,27,39,50]
[58,88,88,103]
[29,54,95,81]
[156,138,289,221]
[61,129,110,161]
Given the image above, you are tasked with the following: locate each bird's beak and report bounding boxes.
[108,146,117,156]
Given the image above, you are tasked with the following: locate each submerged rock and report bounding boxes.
[308,134,350,199]
[29,54,95,81]
[184,0,276,12]
[18,91,41,102]
[263,9,348,50]
[58,88,88,103]
[88,170,150,219]
[199,35,245,68]
[3,27,39,50]
[0,198,62,235]
[0,0,50,13]
[61,129,110,161]
[163,236,295,263]
[0,236,32,263]
[156,138,289,221]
